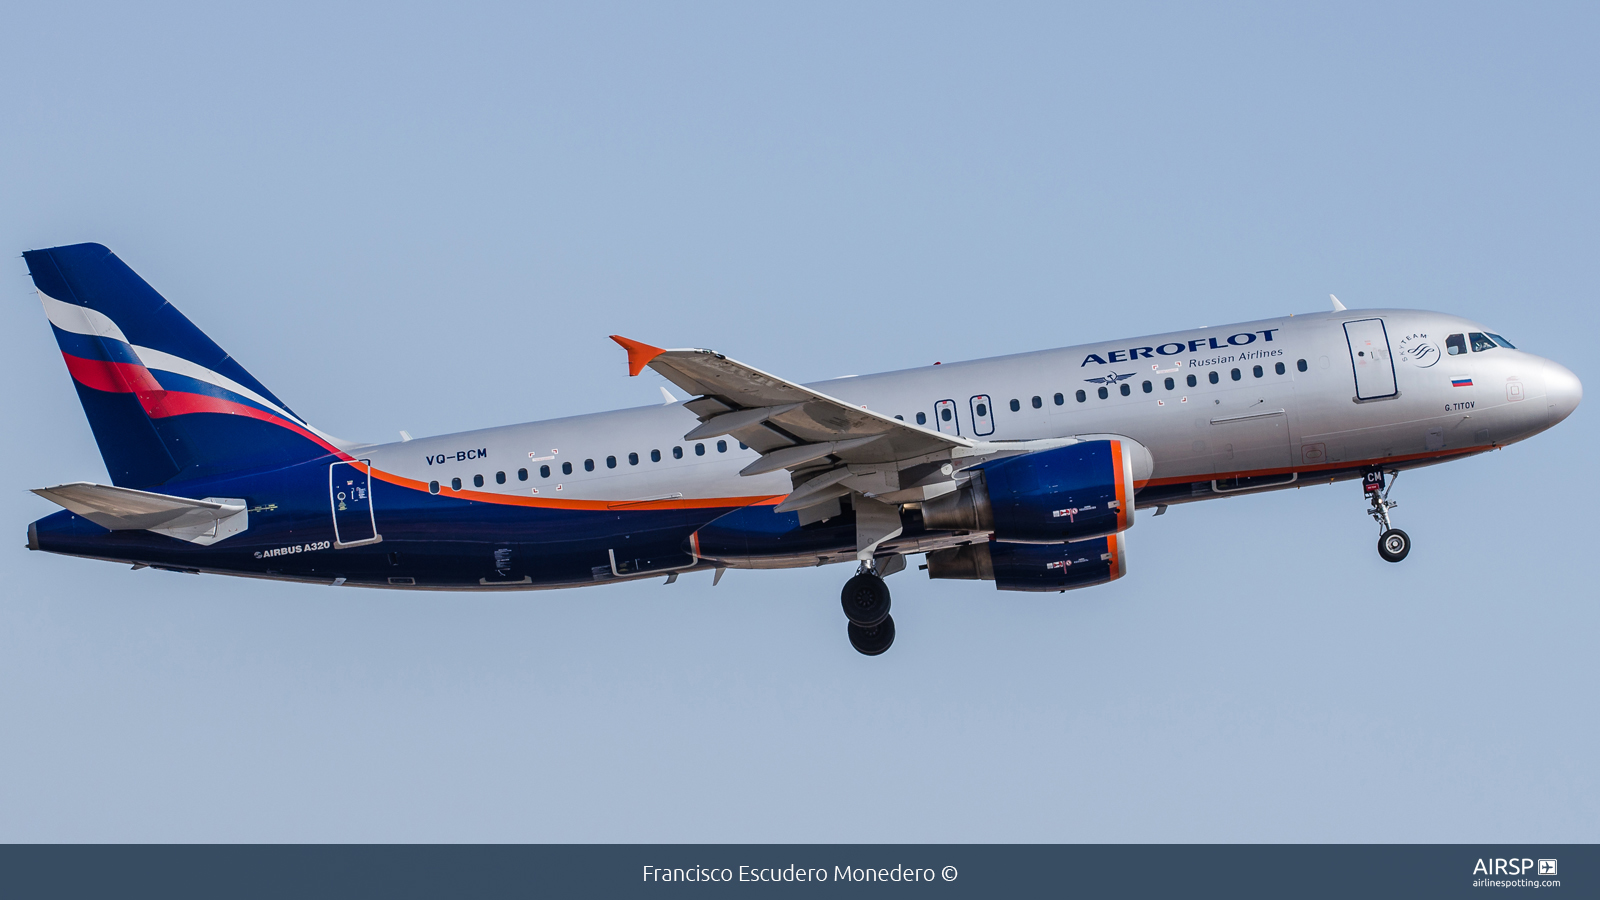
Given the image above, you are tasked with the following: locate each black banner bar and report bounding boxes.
[2,844,1590,899]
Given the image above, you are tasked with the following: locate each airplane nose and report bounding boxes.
[1543,359,1582,426]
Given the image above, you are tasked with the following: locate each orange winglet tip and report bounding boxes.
[610,335,666,377]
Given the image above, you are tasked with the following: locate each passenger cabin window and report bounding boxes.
[473,474,484,487]
[584,459,594,472]
[562,461,572,475]
[628,452,639,465]
[1296,358,1308,372]
[916,412,927,425]
[1119,383,1131,396]
[1488,332,1516,349]
[941,408,953,422]
[1469,332,1498,352]
[517,468,527,481]
[650,449,661,462]
[1275,362,1285,375]
[1231,368,1241,381]
[695,443,705,456]
[1187,374,1198,387]
[1054,393,1064,406]
[606,456,617,468]
[1164,377,1175,390]
[1076,390,1086,402]
[1097,386,1108,399]
[673,446,683,459]
[1446,334,1467,356]
[976,402,989,417]
[451,477,462,491]
[540,465,550,478]
[717,440,727,453]
[1031,396,1042,408]
[496,471,506,484]
[429,480,439,494]
[1009,399,1020,412]
[1141,380,1152,393]
[1253,365,1263,378]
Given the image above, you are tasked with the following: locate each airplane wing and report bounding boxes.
[32,482,249,545]
[610,336,1078,541]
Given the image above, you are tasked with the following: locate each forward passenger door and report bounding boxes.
[1343,318,1398,400]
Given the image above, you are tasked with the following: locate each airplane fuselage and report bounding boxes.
[30,306,1580,590]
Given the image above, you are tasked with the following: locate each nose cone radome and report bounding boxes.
[1544,359,1582,427]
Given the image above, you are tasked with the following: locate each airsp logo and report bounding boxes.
[1472,858,1546,876]
[1397,332,1441,368]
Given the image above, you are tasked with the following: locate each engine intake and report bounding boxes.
[921,439,1137,543]
[926,534,1127,592]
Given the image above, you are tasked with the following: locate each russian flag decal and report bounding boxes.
[1451,376,1473,387]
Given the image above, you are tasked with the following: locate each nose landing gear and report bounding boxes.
[841,560,895,655]
[1364,468,1410,563]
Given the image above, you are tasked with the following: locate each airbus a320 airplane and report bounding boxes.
[24,244,1582,654]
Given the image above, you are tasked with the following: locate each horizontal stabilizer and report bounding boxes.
[32,482,249,545]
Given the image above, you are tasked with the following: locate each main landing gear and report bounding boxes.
[841,562,895,656]
[1364,468,1411,563]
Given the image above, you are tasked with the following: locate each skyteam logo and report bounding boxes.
[1397,332,1442,368]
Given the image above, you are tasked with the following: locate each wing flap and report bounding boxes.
[608,337,1100,525]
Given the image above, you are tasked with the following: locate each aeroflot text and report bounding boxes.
[641,865,941,883]
[1080,329,1279,366]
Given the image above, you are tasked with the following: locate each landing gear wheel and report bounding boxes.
[848,615,896,656]
[841,573,891,627]
[1378,528,1411,563]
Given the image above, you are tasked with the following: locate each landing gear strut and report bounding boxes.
[841,560,895,655]
[1364,468,1410,563]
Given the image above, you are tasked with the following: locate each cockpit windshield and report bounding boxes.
[1469,332,1499,352]
[1487,332,1515,349]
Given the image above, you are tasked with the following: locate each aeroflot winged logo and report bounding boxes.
[1079,328,1280,366]
[1084,372,1136,385]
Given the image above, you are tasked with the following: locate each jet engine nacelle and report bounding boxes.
[921,439,1142,544]
[925,534,1127,592]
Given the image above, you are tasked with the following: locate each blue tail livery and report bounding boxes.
[25,242,344,488]
[23,244,1582,656]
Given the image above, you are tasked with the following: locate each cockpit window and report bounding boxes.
[1487,332,1516,349]
[1469,332,1498,352]
[1445,334,1467,356]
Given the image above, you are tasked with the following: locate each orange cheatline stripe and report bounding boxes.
[366,466,784,512]
[609,335,667,377]
[1142,444,1494,488]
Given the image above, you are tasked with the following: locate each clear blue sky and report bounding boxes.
[2,2,1594,841]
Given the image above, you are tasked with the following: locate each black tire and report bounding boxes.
[848,615,896,656]
[1378,528,1411,563]
[840,573,891,626]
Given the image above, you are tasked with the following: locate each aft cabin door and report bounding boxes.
[1344,318,1398,400]
[330,460,381,548]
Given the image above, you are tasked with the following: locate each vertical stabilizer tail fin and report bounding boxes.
[25,243,343,488]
